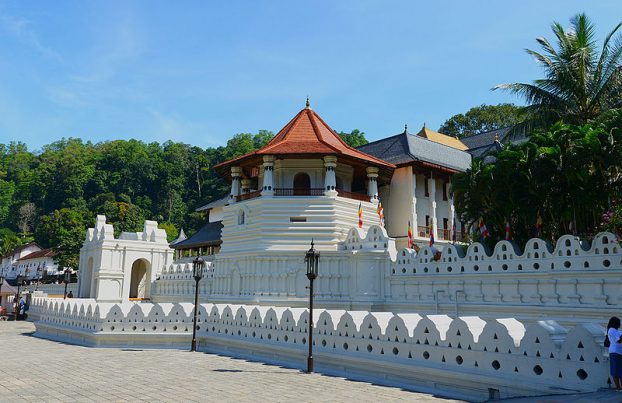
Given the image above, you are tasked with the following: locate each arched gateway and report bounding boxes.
[77,215,173,302]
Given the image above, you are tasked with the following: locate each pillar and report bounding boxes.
[366,166,379,202]
[323,156,337,197]
[411,168,418,237]
[230,166,242,201]
[261,155,274,197]
[448,180,455,241]
[428,173,438,240]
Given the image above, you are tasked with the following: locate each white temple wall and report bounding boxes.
[219,196,380,255]
[30,298,609,400]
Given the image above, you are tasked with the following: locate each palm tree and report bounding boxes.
[495,13,622,131]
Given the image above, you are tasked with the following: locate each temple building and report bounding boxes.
[358,124,471,248]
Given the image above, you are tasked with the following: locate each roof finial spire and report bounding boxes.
[494,133,500,142]
[404,123,408,133]
[305,96,310,109]
[423,122,427,128]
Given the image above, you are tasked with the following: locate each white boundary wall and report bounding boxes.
[30,298,608,401]
[151,227,621,325]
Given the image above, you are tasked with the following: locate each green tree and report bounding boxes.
[439,104,527,137]
[36,208,91,269]
[495,14,622,131]
[337,129,368,147]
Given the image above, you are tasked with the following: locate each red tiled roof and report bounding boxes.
[17,248,55,261]
[214,106,395,173]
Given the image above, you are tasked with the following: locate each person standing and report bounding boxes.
[606,317,622,391]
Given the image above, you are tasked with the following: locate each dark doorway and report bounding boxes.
[293,173,311,195]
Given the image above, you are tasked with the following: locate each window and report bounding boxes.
[238,209,246,225]
[424,177,429,197]
[425,215,430,226]
[443,218,449,229]
[442,181,448,201]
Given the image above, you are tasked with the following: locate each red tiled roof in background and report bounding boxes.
[214,105,395,174]
[17,248,55,261]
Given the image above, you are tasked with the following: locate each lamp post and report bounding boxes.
[63,269,71,299]
[304,239,320,373]
[191,256,205,352]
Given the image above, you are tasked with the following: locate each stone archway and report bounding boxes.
[129,259,151,299]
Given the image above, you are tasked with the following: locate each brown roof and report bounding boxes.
[17,248,55,261]
[3,242,41,259]
[214,105,395,178]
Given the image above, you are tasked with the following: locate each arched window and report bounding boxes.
[293,172,311,196]
[238,209,245,225]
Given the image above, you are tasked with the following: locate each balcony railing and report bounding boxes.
[274,188,325,197]
[417,226,430,238]
[236,190,261,202]
[437,229,450,240]
[336,189,370,202]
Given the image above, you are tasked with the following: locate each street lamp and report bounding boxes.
[191,256,205,352]
[304,239,320,373]
[63,269,71,299]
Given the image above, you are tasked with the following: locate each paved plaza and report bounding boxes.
[0,321,618,403]
[0,321,461,402]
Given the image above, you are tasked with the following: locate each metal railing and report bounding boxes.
[274,188,325,197]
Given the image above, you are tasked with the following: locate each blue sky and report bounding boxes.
[0,1,620,151]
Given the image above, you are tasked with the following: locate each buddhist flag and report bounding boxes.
[376,200,385,227]
[452,219,457,243]
[478,217,489,241]
[535,211,542,237]
[429,222,435,246]
[358,202,363,228]
[407,220,413,248]
[505,221,511,241]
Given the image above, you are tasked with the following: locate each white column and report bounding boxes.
[428,173,438,240]
[261,155,274,197]
[230,166,242,201]
[448,180,455,241]
[323,156,338,197]
[411,169,418,237]
[366,166,379,202]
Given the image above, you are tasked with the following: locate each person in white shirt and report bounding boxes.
[607,316,622,391]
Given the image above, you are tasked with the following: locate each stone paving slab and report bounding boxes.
[0,322,461,402]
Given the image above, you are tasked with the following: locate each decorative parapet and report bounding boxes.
[84,215,169,245]
[30,297,608,400]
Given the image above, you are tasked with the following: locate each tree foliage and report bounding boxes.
[495,13,622,131]
[337,129,368,147]
[452,109,622,244]
[0,130,274,269]
[439,104,527,138]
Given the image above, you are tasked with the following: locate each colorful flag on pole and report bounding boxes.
[358,202,363,228]
[407,220,413,248]
[452,219,457,243]
[478,217,489,241]
[505,221,511,241]
[429,222,435,246]
[535,211,542,237]
[376,200,385,227]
